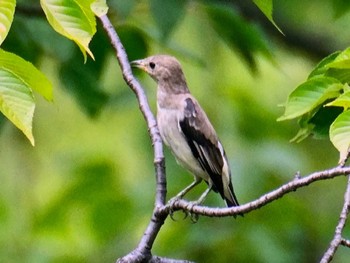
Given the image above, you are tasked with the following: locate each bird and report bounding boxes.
[131,55,240,207]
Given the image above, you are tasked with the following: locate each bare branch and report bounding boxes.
[320,176,350,263]
[157,166,350,217]
[341,238,350,248]
[99,12,350,263]
[98,14,169,262]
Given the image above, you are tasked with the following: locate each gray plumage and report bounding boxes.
[131,55,239,207]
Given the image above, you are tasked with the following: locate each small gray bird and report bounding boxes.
[132,55,239,207]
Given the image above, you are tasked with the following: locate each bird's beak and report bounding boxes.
[131,59,146,71]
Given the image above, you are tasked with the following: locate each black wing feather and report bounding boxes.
[179,98,225,197]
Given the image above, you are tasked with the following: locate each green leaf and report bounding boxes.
[149,0,187,40]
[330,110,350,162]
[0,69,35,145]
[308,51,340,79]
[278,76,343,121]
[326,47,350,69]
[206,3,271,69]
[253,0,283,34]
[0,0,16,46]
[290,106,342,142]
[0,49,53,101]
[40,0,96,61]
[91,0,108,17]
[326,90,350,110]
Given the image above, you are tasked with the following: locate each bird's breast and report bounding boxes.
[157,106,208,180]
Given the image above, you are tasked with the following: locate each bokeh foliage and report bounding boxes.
[1,0,350,262]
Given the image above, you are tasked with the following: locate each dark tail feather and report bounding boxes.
[225,183,244,217]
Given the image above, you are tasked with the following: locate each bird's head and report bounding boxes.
[131,55,189,93]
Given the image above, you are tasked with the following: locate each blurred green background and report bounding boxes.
[1,0,350,262]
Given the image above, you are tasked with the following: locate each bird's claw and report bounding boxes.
[168,196,181,221]
[167,198,200,222]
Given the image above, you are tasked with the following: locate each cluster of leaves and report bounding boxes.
[278,48,350,162]
[0,0,107,145]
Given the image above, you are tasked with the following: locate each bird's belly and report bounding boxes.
[157,109,208,180]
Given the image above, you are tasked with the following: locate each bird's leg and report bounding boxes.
[194,184,213,205]
[175,177,202,199]
[168,177,202,219]
[187,183,213,223]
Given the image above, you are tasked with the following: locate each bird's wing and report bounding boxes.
[178,97,226,196]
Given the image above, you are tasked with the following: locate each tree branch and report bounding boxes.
[157,166,350,217]
[320,175,350,263]
[98,14,170,263]
[99,11,350,263]
[341,238,350,248]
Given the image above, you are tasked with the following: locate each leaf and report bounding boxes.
[330,110,350,162]
[0,0,16,46]
[149,0,187,40]
[253,0,283,34]
[0,49,53,101]
[326,47,350,69]
[206,3,271,69]
[278,77,343,121]
[91,0,108,17]
[326,90,350,110]
[0,49,53,145]
[308,51,340,79]
[40,0,96,61]
[290,106,343,142]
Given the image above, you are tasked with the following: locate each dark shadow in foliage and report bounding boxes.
[59,24,148,117]
[205,2,272,71]
[59,24,111,118]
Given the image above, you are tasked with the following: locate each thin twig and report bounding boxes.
[157,166,350,217]
[341,238,350,248]
[319,175,350,263]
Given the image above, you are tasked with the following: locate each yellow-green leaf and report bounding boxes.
[326,90,350,110]
[91,0,108,17]
[0,0,16,45]
[326,47,350,69]
[0,49,54,145]
[0,49,53,101]
[40,0,96,61]
[330,110,350,163]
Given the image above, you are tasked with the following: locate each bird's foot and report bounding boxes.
[167,196,182,220]
[185,201,200,223]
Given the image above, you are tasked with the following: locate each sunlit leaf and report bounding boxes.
[0,50,52,145]
[0,50,53,145]
[326,90,350,110]
[149,0,187,40]
[40,0,96,61]
[308,51,340,79]
[278,77,343,121]
[0,49,53,101]
[326,47,350,69]
[91,0,108,17]
[330,110,350,162]
[253,0,283,34]
[0,0,16,46]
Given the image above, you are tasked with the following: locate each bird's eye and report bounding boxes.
[149,62,156,69]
